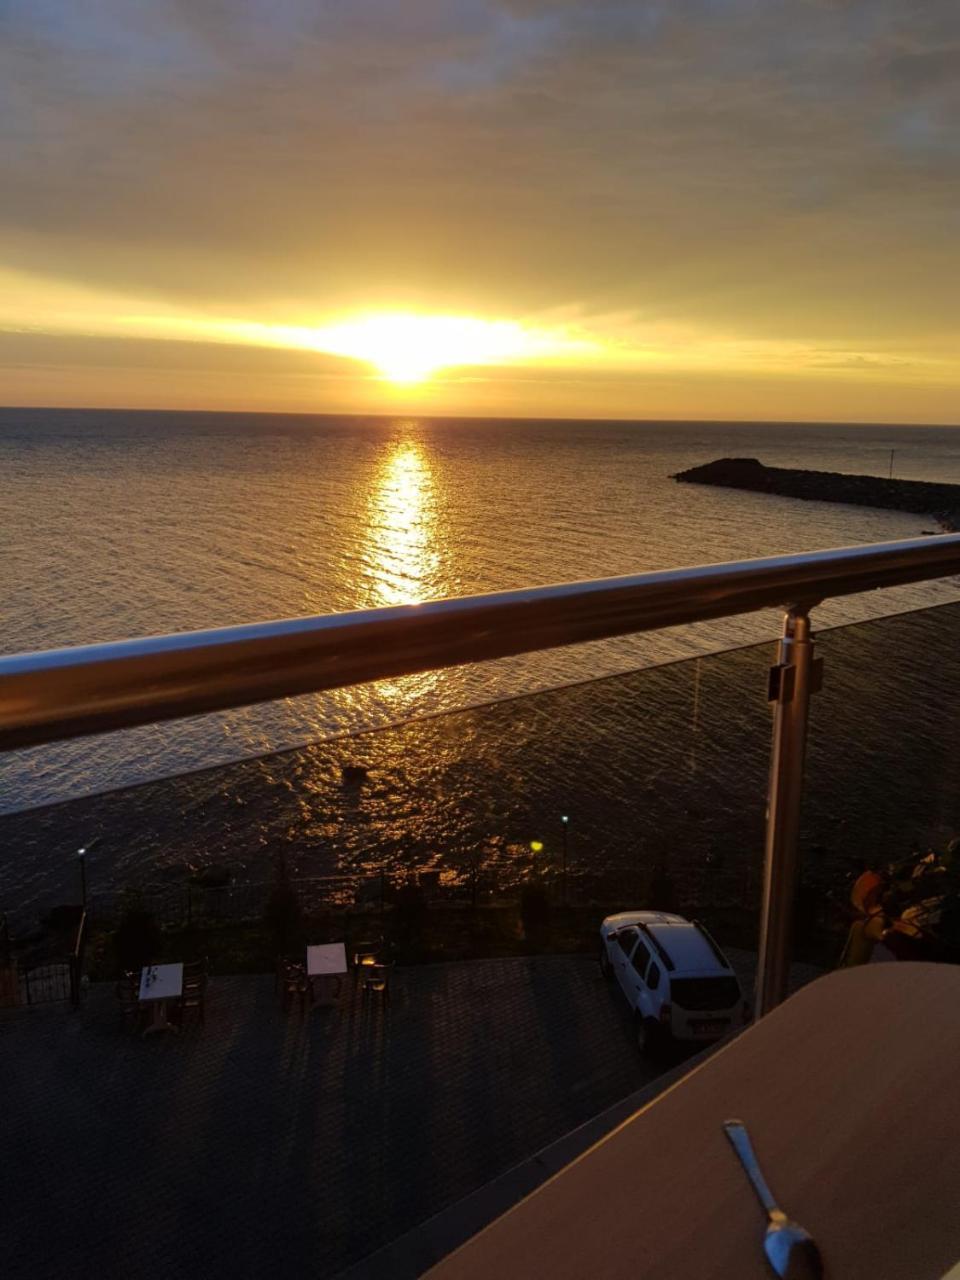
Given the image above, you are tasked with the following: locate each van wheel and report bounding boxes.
[599,946,612,980]
[635,1014,661,1056]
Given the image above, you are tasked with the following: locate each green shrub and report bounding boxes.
[114,905,161,972]
[520,880,550,939]
[263,859,303,954]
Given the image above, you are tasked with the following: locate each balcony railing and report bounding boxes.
[3,532,960,1014]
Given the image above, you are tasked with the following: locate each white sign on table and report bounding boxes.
[139,963,184,1002]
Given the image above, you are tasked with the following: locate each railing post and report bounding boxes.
[755,605,822,1018]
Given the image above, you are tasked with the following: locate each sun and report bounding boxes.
[145,309,595,384]
[301,313,571,383]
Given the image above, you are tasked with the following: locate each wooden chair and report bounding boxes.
[183,957,208,985]
[352,938,382,982]
[279,958,311,1015]
[177,976,207,1028]
[182,959,208,1022]
[362,964,389,1003]
[170,957,208,1029]
[353,936,384,962]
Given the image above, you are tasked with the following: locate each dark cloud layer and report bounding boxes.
[1,1,958,366]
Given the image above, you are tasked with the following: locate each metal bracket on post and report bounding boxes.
[755,603,822,1019]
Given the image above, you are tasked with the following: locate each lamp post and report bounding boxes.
[77,848,87,910]
[76,837,99,910]
[529,840,545,900]
[561,815,569,904]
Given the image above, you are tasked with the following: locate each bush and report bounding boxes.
[394,881,427,933]
[520,880,550,939]
[264,859,303,954]
[114,905,161,972]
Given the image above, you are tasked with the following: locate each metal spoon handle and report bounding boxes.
[723,1120,782,1219]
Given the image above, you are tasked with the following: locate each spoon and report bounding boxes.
[723,1120,824,1279]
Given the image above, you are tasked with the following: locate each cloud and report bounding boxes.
[884,45,960,91]
[0,329,362,377]
[808,353,916,371]
[0,0,958,407]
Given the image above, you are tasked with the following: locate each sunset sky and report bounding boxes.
[1,0,958,422]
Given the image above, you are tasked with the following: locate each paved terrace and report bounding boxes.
[1,952,818,1279]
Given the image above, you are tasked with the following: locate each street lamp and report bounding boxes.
[77,848,88,910]
[76,837,100,910]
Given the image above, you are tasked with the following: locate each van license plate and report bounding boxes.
[691,1019,727,1034]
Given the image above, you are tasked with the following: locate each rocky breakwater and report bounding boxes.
[673,457,960,532]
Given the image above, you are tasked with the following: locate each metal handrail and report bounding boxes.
[2,533,960,751]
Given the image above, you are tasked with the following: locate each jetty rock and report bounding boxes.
[672,457,960,533]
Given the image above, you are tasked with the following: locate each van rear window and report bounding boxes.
[670,976,740,1010]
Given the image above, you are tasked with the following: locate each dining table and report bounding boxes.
[306,943,348,977]
[306,943,348,1006]
[426,962,960,1280]
[138,962,183,1036]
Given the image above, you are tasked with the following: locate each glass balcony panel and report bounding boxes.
[0,637,779,959]
[803,598,960,967]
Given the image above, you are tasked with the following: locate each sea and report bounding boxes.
[3,407,960,922]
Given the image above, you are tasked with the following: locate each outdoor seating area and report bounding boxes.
[116,938,391,1033]
[1,954,667,1279]
[2,944,817,1280]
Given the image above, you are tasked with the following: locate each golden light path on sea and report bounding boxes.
[364,438,441,607]
[359,435,444,705]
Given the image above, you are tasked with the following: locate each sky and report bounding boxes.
[1,0,958,421]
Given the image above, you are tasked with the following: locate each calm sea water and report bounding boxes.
[3,407,960,818]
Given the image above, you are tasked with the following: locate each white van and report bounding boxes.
[600,911,751,1052]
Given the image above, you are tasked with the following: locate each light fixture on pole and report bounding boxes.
[76,836,100,910]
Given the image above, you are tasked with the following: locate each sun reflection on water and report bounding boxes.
[357,436,447,708]
[363,438,442,608]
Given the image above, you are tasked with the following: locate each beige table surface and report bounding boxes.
[427,964,960,1280]
[306,943,348,977]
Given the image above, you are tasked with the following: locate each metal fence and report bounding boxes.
[17,961,74,1006]
[80,861,763,933]
[1,909,87,1009]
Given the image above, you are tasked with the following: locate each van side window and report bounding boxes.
[617,929,637,956]
[647,962,661,990]
[631,937,652,978]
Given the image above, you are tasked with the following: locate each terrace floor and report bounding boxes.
[0,952,818,1280]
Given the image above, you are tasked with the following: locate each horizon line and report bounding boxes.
[1,404,958,430]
